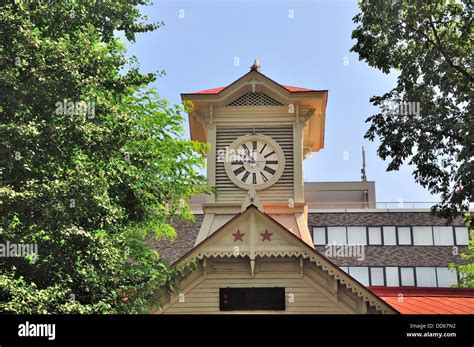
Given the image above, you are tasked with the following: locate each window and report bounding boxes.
[385,267,399,286]
[398,227,412,245]
[368,227,382,245]
[370,267,385,286]
[400,267,415,286]
[313,227,326,245]
[436,267,458,287]
[383,227,397,245]
[347,227,367,245]
[433,226,454,245]
[455,227,469,246]
[219,288,285,311]
[344,266,460,288]
[348,267,369,286]
[416,267,437,287]
[413,226,434,245]
[313,225,466,247]
[327,227,347,245]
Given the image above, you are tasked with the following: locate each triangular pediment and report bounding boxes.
[194,206,308,259]
[164,206,397,314]
[182,70,299,107]
[214,73,290,107]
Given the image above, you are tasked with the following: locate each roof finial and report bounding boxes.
[250,59,261,72]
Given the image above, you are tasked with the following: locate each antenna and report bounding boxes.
[361,146,367,181]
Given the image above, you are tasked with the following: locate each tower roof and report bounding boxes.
[181,63,328,153]
[191,84,318,95]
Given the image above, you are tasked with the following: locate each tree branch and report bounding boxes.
[427,16,473,82]
[405,17,473,83]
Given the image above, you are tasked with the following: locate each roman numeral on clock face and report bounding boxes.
[233,166,245,176]
[252,141,257,151]
[266,160,278,165]
[259,144,267,154]
[264,151,275,158]
[261,172,268,182]
[252,172,257,184]
[263,166,276,175]
[241,171,250,183]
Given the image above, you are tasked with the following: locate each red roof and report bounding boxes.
[192,85,316,95]
[282,85,315,92]
[192,86,226,94]
[369,287,474,314]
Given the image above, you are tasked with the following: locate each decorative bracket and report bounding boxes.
[241,185,262,212]
[302,108,316,126]
[194,110,206,126]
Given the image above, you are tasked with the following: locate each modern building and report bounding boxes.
[152,61,473,314]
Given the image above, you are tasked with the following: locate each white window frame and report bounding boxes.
[433,226,454,246]
[385,267,400,286]
[383,226,397,245]
[415,267,437,287]
[454,227,469,246]
[370,267,385,286]
[400,267,415,286]
[436,267,458,287]
[397,227,412,245]
[348,267,369,286]
[413,226,434,246]
[368,227,382,245]
[347,226,367,245]
[327,226,347,245]
[313,227,327,245]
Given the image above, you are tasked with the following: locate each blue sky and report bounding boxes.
[124,0,438,204]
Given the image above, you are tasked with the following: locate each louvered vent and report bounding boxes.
[227,92,283,107]
[215,125,294,202]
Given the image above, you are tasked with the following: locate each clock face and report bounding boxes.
[224,134,285,190]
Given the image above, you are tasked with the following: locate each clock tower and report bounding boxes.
[182,60,328,247]
[154,61,395,314]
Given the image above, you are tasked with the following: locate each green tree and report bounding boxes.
[351,0,472,222]
[0,0,210,313]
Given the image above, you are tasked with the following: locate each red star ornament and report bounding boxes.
[260,230,273,241]
[232,230,245,242]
